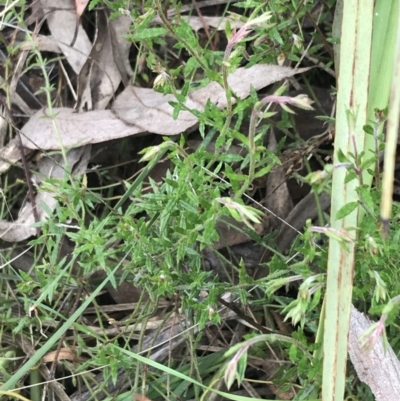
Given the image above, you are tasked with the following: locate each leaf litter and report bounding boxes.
[21,64,311,150]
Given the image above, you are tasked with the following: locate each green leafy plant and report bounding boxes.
[1,1,399,401]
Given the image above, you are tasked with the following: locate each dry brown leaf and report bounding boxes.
[214,216,264,250]
[74,0,89,19]
[0,139,34,174]
[0,109,7,147]
[133,395,153,401]
[20,35,61,53]
[26,0,45,25]
[21,108,141,150]
[108,283,145,304]
[114,64,311,127]
[112,86,200,134]
[110,15,133,85]
[21,65,311,150]
[189,64,312,109]
[40,0,91,74]
[264,131,293,230]
[0,191,58,242]
[76,11,130,111]
[43,347,83,363]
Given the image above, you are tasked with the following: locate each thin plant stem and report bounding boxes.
[219,60,233,140]
[303,157,326,226]
[235,104,259,198]
[155,0,212,77]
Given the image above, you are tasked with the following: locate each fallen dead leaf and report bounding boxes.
[20,35,61,53]
[110,15,133,85]
[74,0,89,19]
[264,130,294,230]
[21,64,311,150]
[0,109,7,147]
[0,138,34,174]
[214,216,264,250]
[21,108,141,150]
[112,86,200,134]
[40,0,91,74]
[133,395,153,401]
[189,64,312,109]
[76,11,131,111]
[43,347,83,363]
[26,0,44,25]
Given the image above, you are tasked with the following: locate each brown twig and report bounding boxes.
[192,0,212,41]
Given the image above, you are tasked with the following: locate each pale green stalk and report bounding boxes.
[364,0,399,188]
[236,103,258,198]
[322,1,373,400]
[381,3,400,231]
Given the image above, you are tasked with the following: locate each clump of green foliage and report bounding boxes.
[1,1,398,400]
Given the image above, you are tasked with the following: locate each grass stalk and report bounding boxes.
[380,2,400,232]
[322,0,373,400]
[364,0,399,188]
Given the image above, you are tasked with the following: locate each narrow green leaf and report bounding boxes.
[133,27,169,40]
[335,201,358,219]
[217,154,244,162]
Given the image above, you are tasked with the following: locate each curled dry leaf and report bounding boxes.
[43,347,83,363]
[0,109,7,147]
[76,12,131,111]
[20,35,61,53]
[74,0,90,19]
[110,16,134,85]
[40,0,91,74]
[21,64,311,150]
[213,216,264,250]
[0,192,58,242]
[112,86,200,134]
[76,10,113,111]
[264,130,294,230]
[0,139,34,174]
[189,64,311,109]
[133,395,153,401]
[21,108,141,150]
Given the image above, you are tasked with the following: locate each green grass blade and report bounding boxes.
[323,1,374,400]
[0,263,122,391]
[114,344,320,401]
[363,0,399,187]
[381,3,400,228]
